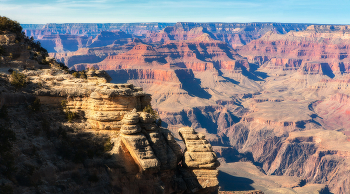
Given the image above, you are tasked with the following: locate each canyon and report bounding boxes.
[0,23,224,193]
[17,21,350,194]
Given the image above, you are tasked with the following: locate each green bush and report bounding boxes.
[103,138,113,152]
[10,71,26,89]
[143,105,162,127]
[80,71,87,79]
[66,110,77,123]
[72,72,79,78]
[0,16,22,34]
[61,100,68,109]
[61,100,77,122]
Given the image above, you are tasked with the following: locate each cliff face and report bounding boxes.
[238,25,350,76]
[144,22,310,49]
[72,34,249,73]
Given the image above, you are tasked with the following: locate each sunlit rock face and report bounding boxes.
[24,68,220,194]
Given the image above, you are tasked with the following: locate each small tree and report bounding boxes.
[10,71,26,89]
[80,71,87,79]
[143,105,162,127]
[72,72,79,78]
[61,100,77,122]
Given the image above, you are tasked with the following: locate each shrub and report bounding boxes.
[72,72,79,78]
[39,59,50,65]
[80,71,87,79]
[28,98,41,112]
[0,16,22,34]
[143,105,162,127]
[61,100,77,122]
[66,110,77,123]
[57,62,69,71]
[103,138,113,152]
[61,100,68,109]
[10,71,26,89]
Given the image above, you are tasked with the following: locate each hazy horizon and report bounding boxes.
[1,0,350,25]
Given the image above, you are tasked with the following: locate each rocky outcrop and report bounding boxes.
[34,76,150,130]
[179,127,220,193]
[20,67,221,193]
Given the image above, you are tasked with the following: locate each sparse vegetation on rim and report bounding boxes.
[0,16,22,35]
[61,100,78,122]
[143,105,162,127]
[10,71,27,89]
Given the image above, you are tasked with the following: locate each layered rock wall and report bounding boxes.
[27,69,220,193]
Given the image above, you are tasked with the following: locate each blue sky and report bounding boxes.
[1,0,350,24]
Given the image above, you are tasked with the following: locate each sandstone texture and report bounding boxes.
[179,127,220,193]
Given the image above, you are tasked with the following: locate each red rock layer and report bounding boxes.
[75,35,249,72]
[106,68,181,82]
[314,93,350,131]
[238,25,350,75]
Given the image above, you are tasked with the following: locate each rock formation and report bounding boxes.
[16,66,220,193]
[0,66,221,193]
[179,127,220,193]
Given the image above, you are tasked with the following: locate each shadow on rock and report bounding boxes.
[218,171,255,191]
[175,69,212,99]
